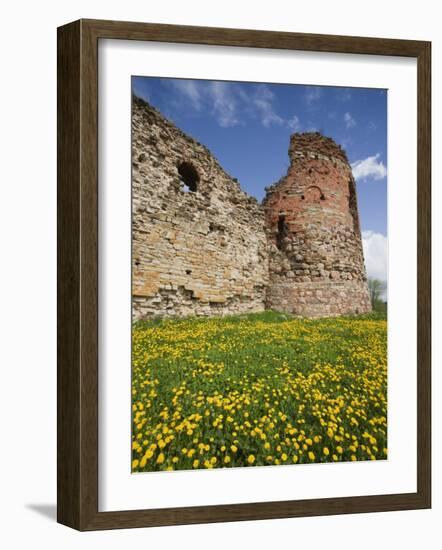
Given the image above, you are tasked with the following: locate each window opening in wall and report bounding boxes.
[348,178,360,234]
[276,214,287,251]
[177,161,199,192]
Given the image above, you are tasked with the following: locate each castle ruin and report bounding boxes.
[132,96,371,320]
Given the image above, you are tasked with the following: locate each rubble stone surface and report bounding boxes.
[132,97,371,319]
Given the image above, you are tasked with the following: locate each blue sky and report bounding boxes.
[132,77,388,284]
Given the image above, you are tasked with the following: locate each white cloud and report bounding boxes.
[287,115,301,131]
[304,86,322,104]
[170,80,202,110]
[344,111,356,128]
[351,154,387,181]
[167,80,301,129]
[362,231,388,295]
[209,82,239,127]
[251,86,284,127]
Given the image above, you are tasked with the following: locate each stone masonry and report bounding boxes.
[132,96,371,320]
[263,133,371,317]
[132,96,268,320]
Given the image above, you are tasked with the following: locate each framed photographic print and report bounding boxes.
[57,19,431,530]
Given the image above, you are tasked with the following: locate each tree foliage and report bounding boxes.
[368,278,387,312]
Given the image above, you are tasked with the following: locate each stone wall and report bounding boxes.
[132,96,269,320]
[132,97,371,320]
[263,133,372,317]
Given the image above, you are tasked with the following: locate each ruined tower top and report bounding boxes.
[289,132,349,164]
[263,131,371,318]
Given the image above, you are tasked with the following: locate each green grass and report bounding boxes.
[132,311,387,472]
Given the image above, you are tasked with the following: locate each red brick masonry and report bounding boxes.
[263,133,371,316]
[132,97,371,319]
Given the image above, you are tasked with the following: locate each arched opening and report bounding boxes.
[302,185,325,202]
[177,161,199,192]
[276,213,288,251]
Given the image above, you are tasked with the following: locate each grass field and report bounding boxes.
[132,311,387,472]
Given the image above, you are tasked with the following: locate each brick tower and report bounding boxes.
[263,132,372,317]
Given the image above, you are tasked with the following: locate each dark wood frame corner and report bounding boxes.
[57,18,431,531]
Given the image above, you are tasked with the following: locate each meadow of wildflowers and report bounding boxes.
[132,311,387,472]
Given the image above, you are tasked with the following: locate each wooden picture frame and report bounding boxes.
[57,18,431,531]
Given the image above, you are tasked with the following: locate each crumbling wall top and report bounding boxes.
[289,132,348,164]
